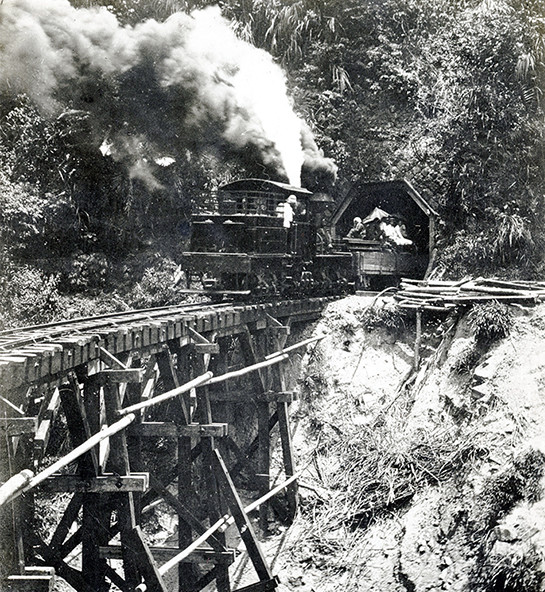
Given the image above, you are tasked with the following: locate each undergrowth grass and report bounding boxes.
[315,418,487,531]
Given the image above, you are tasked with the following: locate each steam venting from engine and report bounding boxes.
[0,0,336,188]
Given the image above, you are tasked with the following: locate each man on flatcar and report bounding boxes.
[347,217,364,238]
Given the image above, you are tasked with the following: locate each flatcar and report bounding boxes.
[179,178,437,297]
[330,179,438,290]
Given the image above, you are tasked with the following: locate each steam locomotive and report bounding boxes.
[179,178,436,298]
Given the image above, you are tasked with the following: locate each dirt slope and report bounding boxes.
[270,295,545,592]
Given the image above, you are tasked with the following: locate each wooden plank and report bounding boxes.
[187,327,211,345]
[100,545,236,565]
[229,411,279,480]
[211,449,273,582]
[125,361,145,521]
[0,356,28,391]
[127,526,168,592]
[34,387,62,459]
[137,422,228,438]
[172,343,199,592]
[195,343,220,354]
[83,375,102,476]
[6,349,41,383]
[5,575,55,592]
[40,473,149,493]
[103,382,140,591]
[238,329,271,532]
[60,375,98,477]
[48,493,84,555]
[179,423,228,438]
[257,402,270,533]
[136,421,177,438]
[87,369,144,385]
[82,493,109,592]
[38,344,65,376]
[99,348,128,370]
[156,347,180,390]
[277,402,298,521]
[264,314,287,331]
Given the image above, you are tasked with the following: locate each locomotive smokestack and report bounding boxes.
[0,0,335,188]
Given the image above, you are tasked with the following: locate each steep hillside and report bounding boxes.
[272,296,545,592]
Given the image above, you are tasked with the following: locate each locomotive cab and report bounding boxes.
[189,179,313,257]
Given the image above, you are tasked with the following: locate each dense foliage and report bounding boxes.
[1,0,544,326]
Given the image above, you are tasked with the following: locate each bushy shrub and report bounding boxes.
[468,301,513,344]
[0,263,62,328]
[491,207,535,266]
[356,303,407,334]
[0,175,79,259]
[62,253,111,293]
[127,256,181,308]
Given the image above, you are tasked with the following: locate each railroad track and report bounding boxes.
[0,300,232,351]
[0,297,333,393]
[0,296,333,592]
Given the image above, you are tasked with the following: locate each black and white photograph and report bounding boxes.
[1,1,545,591]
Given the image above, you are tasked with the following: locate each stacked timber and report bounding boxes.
[394,277,545,311]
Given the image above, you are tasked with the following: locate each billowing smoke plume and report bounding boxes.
[0,0,336,188]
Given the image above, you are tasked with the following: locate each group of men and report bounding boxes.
[346,214,413,247]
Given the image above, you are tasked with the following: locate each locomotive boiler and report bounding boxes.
[179,178,436,297]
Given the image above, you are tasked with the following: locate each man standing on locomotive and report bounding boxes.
[277,194,297,252]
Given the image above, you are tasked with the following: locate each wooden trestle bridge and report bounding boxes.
[0,297,331,592]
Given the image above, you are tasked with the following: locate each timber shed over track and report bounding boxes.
[330,179,439,284]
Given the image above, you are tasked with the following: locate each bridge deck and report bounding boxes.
[0,297,332,592]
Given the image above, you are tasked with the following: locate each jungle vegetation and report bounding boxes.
[1,0,544,326]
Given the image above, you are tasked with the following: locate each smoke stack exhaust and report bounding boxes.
[0,0,336,188]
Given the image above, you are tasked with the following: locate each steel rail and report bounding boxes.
[0,301,237,351]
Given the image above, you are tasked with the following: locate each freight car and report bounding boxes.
[179,178,436,297]
[330,179,438,290]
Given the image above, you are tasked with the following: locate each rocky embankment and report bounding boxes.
[270,295,545,592]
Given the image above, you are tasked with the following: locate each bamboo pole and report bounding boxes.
[157,473,299,577]
[0,414,136,506]
[264,334,326,360]
[117,372,213,416]
[207,353,289,386]
[0,470,34,505]
[414,309,422,370]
